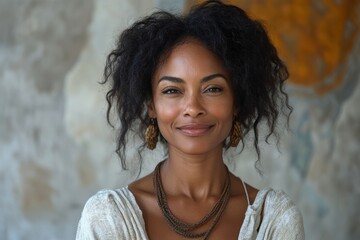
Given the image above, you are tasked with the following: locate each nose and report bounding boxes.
[183,94,206,118]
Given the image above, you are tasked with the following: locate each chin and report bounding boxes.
[171,142,223,155]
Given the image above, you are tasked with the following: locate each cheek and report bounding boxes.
[221,111,234,133]
[211,100,234,134]
[211,98,234,119]
[154,102,179,142]
[154,99,179,123]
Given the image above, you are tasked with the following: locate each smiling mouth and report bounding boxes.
[177,125,214,137]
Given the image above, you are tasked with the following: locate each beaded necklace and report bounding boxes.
[153,161,231,239]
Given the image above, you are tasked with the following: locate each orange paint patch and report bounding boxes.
[190,0,360,95]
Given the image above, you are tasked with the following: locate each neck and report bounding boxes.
[160,146,228,200]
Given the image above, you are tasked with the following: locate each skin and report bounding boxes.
[129,39,259,240]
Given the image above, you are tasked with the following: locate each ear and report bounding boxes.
[147,100,156,118]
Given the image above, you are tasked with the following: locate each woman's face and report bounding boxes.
[149,39,235,155]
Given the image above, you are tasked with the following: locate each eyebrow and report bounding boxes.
[158,73,228,84]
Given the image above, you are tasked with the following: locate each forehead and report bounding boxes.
[154,39,227,79]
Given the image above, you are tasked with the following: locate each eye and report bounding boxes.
[161,88,181,95]
[204,87,223,93]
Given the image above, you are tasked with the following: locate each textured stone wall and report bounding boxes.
[202,1,360,239]
[0,0,94,239]
[0,0,359,240]
[0,0,169,239]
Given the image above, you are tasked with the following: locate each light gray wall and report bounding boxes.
[0,0,359,239]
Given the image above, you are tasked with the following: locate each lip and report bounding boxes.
[177,124,214,137]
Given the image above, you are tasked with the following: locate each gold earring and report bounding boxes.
[145,118,158,150]
[230,121,242,147]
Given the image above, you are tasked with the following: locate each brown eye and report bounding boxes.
[162,88,181,94]
[205,87,223,93]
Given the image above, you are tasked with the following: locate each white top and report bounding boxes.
[76,186,304,240]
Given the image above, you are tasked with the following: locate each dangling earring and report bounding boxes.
[230,121,242,147]
[145,118,158,150]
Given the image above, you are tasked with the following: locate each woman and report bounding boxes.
[76,1,304,239]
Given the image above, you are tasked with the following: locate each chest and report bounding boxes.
[141,197,247,240]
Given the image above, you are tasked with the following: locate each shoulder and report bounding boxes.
[76,188,146,239]
[263,189,302,221]
[260,188,305,239]
[81,188,138,216]
[128,172,154,195]
[230,174,259,204]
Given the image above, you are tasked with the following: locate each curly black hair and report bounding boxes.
[103,0,292,170]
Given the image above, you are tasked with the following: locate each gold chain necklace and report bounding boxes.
[153,161,231,240]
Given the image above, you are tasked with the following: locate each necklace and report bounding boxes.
[153,161,231,240]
